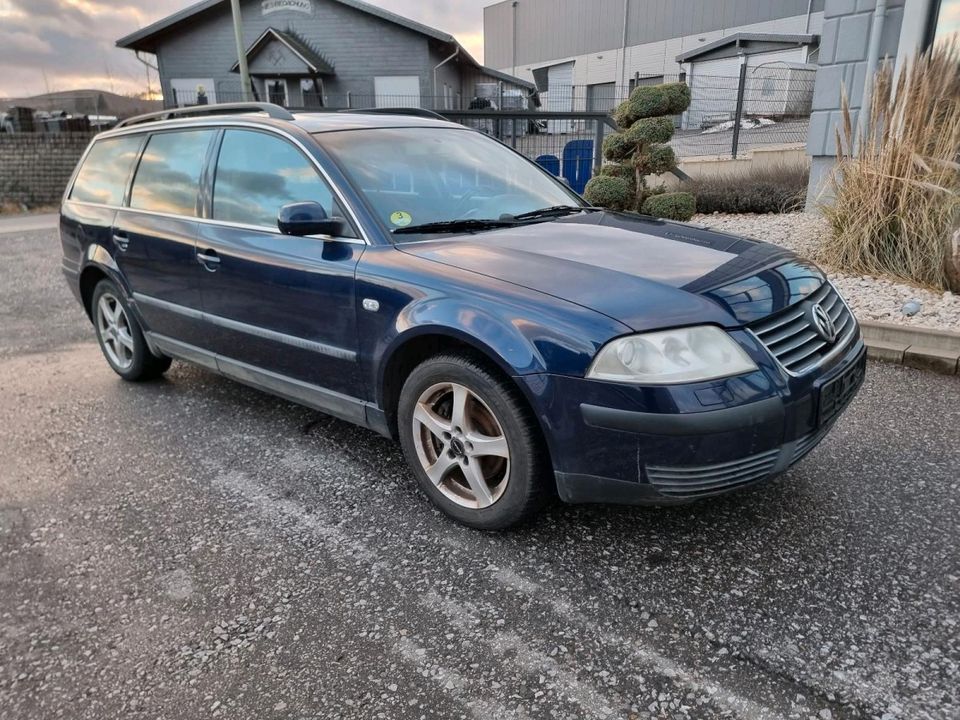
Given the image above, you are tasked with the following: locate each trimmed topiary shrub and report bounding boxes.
[636,144,676,176]
[602,133,633,162]
[583,175,633,211]
[641,192,697,221]
[660,82,692,115]
[585,81,695,221]
[623,116,675,147]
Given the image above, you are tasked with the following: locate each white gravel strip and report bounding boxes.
[693,212,960,332]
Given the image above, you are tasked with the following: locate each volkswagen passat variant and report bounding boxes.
[61,103,866,529]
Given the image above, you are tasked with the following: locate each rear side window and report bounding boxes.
[212,129,336,230]
[70,135,143,206]
[130,130,215,217]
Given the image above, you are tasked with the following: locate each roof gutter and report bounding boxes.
[432,45,460,110]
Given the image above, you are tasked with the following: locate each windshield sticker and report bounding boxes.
[390,211,413,228]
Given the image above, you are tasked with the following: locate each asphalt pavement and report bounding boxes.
[1,227,958,720]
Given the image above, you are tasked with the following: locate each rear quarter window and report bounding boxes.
[70,135,143,206]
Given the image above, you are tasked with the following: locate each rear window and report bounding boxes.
[70,135,143,206]
[130,130,215,217]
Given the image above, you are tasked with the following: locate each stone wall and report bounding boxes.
[0,133,95,207]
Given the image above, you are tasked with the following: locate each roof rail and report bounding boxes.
[116,102,295,129]
[337,107,447,121]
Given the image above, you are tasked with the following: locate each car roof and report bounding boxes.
[290,111,463,133]
[98,109,464,140]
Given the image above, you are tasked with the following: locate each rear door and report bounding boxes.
[113,128,218,350]
[196,128,364,399]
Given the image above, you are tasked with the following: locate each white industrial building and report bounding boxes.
[484,0,824,128]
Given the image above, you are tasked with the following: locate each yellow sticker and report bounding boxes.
[390,211,413,227]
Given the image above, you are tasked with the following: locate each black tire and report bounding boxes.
[91,279,171,381]
[398,353,550,529]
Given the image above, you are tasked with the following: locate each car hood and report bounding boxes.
[397,212,825,331]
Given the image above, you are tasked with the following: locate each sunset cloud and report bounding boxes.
[0,0,487,98]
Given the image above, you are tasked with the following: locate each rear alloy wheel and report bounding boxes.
[91,279,171,381]
[398,354,548,529]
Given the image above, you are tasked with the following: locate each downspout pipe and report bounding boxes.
[620,0,630,88]
[855,0,889,150]
[432,46,459,110]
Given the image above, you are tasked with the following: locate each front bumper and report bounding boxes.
[519,337,867,505]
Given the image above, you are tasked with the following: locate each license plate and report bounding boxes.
[818,354,866,426]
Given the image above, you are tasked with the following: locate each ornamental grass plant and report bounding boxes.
[821,41,960,291]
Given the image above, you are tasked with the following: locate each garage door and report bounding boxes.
[687,57,743,130]
[374,76,421,109]
[586,82,617,113]
[545,61,575,133]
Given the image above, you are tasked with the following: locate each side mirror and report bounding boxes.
[278,202,345,237]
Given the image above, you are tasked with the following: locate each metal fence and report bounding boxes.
[167,66,814,161]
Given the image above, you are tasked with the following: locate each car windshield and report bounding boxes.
[317,126,583,237]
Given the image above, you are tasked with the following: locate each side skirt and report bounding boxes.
[146,332,392,437]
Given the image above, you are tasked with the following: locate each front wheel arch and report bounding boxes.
[379,332,556,494]
[379,329,518,437]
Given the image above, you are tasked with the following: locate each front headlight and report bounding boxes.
[586,326,758,384]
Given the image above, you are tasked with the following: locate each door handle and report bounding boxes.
[197,249,220,272]
[112,233,129,252]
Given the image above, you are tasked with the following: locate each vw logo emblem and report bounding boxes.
[809,303,838,343]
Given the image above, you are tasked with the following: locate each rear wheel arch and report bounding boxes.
[79,265,109,320]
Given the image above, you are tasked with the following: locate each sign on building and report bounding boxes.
[262,0,313,15]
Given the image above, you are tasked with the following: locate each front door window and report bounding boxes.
[301,78,324,108]
[266,79,287,107]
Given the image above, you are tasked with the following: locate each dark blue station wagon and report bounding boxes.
[61,103,866,529]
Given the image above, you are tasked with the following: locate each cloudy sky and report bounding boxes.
[0,0,489,98]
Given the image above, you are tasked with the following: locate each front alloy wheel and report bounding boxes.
[398,354,549,529]
[411,382,511,509]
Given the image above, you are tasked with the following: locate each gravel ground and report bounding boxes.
[694,212,960,332]
[2,229,959,720]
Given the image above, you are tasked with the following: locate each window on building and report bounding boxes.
[130,130,215,216]
[212,129,348,233]
[266,79,288,107]
[70,135,143,206]
[928,0,960,47]
[300,78,323,108]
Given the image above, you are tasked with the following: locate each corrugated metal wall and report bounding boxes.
[484,0,825,70]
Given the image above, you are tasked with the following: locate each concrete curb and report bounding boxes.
[860,321,960,376]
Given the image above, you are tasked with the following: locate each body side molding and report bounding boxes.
[134,293,357,361]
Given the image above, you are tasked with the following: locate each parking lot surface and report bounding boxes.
[1,228,958,720]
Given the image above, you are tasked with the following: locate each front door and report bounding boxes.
[197,128,364,401]
[114,128,217,349]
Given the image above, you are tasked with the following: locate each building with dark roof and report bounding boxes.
[117,0,536,110]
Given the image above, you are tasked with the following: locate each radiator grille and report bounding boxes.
[750,282,855,375]
[646,448,781,498]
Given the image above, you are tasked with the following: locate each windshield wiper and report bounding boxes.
[506,205,602,222]
[392,218,517,235]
